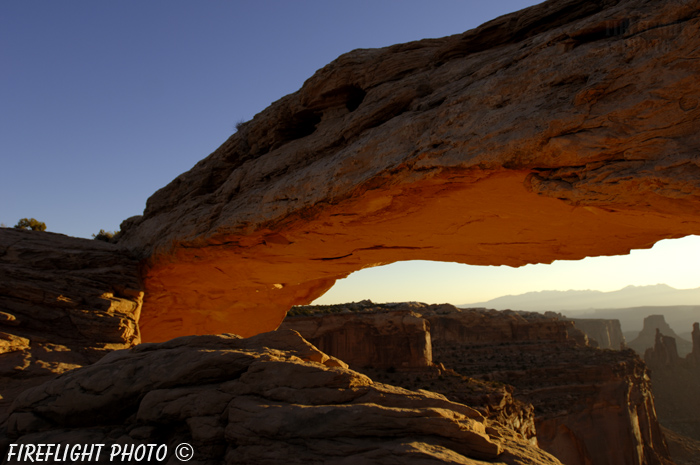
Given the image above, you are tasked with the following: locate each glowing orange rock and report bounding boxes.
[118,0,700,342]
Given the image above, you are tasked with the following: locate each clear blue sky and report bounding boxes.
[3,1,699,304]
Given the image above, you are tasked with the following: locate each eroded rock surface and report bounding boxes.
[285,302,674,465]
[0,229,143,428]
[4,330,563,465]
[114,0,700,342]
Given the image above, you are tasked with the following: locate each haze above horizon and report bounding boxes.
[312,235,700,305]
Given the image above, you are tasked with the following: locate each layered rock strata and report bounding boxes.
[0,229,143,426]
[113,0,700,342]
[279,309,432,369]
[284,302,673,465]
[3,330,563,465]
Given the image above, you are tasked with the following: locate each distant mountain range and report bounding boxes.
[460,284,700,334]
[461,284,700,311]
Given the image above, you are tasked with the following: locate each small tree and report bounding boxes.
[14,218,47,231]
[93,229,117,242]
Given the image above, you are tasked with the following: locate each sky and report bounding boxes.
[2,1,699,305]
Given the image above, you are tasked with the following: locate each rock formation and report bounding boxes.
[691,322,700,365]
[0,229,142,425]
[643,322,700,442]
[3,330,563,465]
[110,0,700,342]
[645,328,681,368]
[629,314,693,356]
[284,302,673,465]
[566,317,626,349]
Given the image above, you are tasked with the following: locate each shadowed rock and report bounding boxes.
[0,229,142,425]
[4,330,563,465]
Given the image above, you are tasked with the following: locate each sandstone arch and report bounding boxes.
[118,0,700,342]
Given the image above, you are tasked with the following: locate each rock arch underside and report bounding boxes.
[118,0,700,343]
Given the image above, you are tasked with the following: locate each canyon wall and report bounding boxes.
[0,229,143,428]
[112,0,700,342]
[567,317,626,349]
[278,309,431,369]
[283,302,673,465]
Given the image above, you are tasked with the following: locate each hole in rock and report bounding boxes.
[275,109,322,145]
[311,235,700,335]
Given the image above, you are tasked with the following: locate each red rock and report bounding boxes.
[280,309,432,369]
[115,0,700,342]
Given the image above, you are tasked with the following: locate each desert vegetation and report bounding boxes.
[13,218,46,231]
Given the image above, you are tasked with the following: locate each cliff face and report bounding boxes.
[3,330,563,465]
[0,229,143,426]
[284,302,673,465]
[279,310,432,369]
[567,318,626,349]
[426,308,576,346]
[112,0,700,342]
[515,353,668,465]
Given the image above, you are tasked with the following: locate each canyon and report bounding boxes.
[2,0,700,463]
[283,302,675,465]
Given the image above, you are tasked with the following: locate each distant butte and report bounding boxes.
[116,0,700,342]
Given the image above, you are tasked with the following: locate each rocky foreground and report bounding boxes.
[3,330,563,465]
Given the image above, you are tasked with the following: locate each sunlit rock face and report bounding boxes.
[117,0,700,342]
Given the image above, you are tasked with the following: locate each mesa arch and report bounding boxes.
[117,0,700,342]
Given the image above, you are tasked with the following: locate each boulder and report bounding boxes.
[113,0,700,342]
